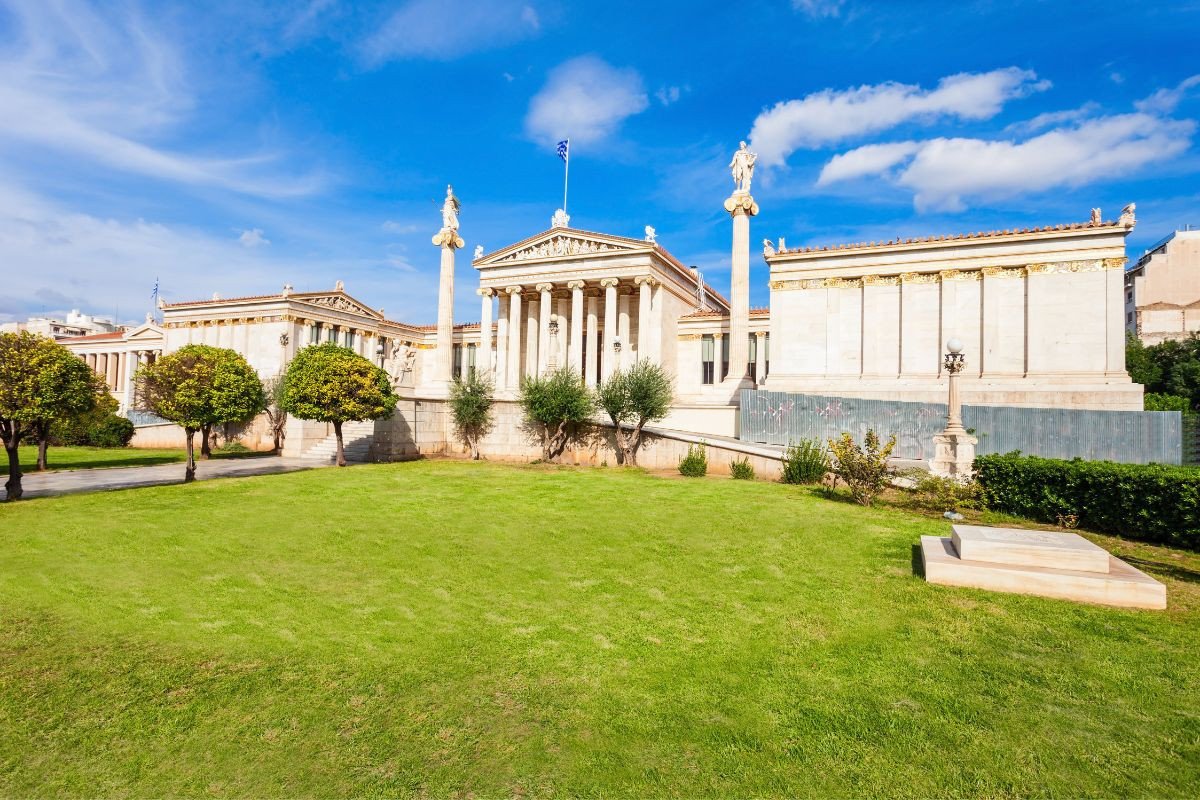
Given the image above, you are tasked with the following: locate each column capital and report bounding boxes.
[754,330,767,338]
[712,332,724,340]
[505,285,523,295]
[599,278,620,289]
[723,193,759,217]
[432,229,465,249]
[566,280,586,291]
[633,275,658,287]
[535,282,554,293]
[477,287,495,297]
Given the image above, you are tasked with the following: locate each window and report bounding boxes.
[764,333,770,378]
[453,343,463,377]
[721,335,729,381]
[467,344,477,378]
[309,322,321,344]
[344,329,355,349]
[748,334,758,382]
[327,325,337,343]
[1127,312,1133,323]
[701,334,715,384]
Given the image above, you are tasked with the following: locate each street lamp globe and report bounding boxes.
[946,337,963,354]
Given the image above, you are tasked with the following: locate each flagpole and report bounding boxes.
[562,138,569,215]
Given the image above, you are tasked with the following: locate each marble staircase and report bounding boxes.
[298,420,376,464]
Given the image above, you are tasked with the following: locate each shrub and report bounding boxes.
[974,452,1200,549]
[449,372,495,460]
[679,443,708,477]
[216,441,251,454]
[906,472,986,513]
[86,415,135,448]
[1144,392,1192,413]
[730,456,755,481]
[827,429,897,506]
[780,438,829,484]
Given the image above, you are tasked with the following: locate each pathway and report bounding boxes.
[12,456,330,500]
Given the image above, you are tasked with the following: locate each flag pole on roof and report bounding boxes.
[556,138,570,216]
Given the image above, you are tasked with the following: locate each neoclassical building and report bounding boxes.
[61,151,1143,443]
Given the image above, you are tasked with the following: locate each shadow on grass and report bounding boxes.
[1,454,181,475]
[911,543,926,579]
[1124,556,1200,584]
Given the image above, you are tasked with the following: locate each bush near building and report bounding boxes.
[974,452,1200,549]
[730,456,755,480]
[678,443,708,477]
[780,438,830,485]
[828,430,896,506]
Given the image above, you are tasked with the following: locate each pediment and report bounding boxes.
[476,228,650,267]
[125,322,165,341]
[294,292,383,319]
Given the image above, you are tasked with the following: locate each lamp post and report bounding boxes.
[375,341,386,369]
[930,337,977,480]
[548,314,560,371]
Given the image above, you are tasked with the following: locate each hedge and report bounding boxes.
[974,452,1200,549]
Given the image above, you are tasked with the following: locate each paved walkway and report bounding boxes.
[13,456,329,500]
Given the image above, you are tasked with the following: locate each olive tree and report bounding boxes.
[136,345,266,482]
[597,360,674,466]
[262,374,288,453]
[519,366,596,462]
[0,332,100,499]
[280,343,397,466]
[449,372,494,460]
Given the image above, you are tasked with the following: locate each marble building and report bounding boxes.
[60,145,1143,441]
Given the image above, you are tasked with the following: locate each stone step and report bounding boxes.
[921,535,1166,610]
[951,524,1111,574]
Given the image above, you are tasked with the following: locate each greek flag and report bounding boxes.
[556,139,569,161]
[151,277,159,304]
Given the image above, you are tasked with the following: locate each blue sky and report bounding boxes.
[1,0,1198,326]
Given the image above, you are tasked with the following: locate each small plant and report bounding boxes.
[780,438,829,484]
[827,429,897,506]
[216,441,252,454]
[1056,512,1080,530]
[906,472,986,513]
[679,442,708,477]
[730,456,755,480]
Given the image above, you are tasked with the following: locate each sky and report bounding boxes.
[1,0,1198,326]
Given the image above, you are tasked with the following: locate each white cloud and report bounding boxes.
[821,113,1195,212]
[1135,74,1200,114]
[748,67,1049,167]
[525,56,649,147]
[655,85,685,107]
[361,0,541,64]
[381,219,420,234]
[793,0,846,18]
[238,228,270,247]
[0,0,323,197]
[1005,102,1101,134]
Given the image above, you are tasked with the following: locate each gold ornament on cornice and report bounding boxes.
[939,269,981,282]
[1103,257,1128,270]
[677,333,704,340]
[862,274,901,286]
[982,266,1025,279]
[825,277,862,289]
[900,272,940,284]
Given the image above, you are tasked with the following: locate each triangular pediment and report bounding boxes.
[125,322,165,341]
[475,227,651,267]
[293,292,384,319]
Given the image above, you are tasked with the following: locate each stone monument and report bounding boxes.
[929,337,977,479]
[723,141,759,388]
[431,184,464,391]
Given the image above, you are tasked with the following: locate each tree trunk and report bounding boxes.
[3,422,22,500]
[626,420,647,466]
[333,420,346,467]
[35,420,50,471]
[547,421,570,462]
[200,423,212,459]
[184,427,197,483]
[469,432,480,460]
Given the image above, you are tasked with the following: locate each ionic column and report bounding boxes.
[105,352,118,389]
[556,296,570,369]
[460,344,470,380]
[754,332,766,384]
[432,222,465,387]
[585,293,599,386]
[618,289,631,370]
[506,286,523,388]
[601,279,619,380]
[495,293,510,391]
[723,192,758,384]
[536,283,553,374]
[635,276,655,363]
[568,281,585,374]
[525,295,539,378]
[478,288,494,376]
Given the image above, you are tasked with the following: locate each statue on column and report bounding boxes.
[729,141,757,195]
[441,185,461,232]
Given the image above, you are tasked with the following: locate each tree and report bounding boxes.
[1126,332,1162,388]
[827,429,897,506]
[262,374,288,453]
[597,360,673,465]
[280,343,397,467]
[519,367,596,461]
[0,332,100,499]
[449,372,495,460]
[136,345,266,482]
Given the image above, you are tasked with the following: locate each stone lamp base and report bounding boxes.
[929,430,978,479]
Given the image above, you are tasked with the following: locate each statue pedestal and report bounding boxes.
[929,429,978,480]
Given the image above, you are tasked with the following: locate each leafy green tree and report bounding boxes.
[1144,392,1192,413]
[1126,332,1162,388]
[280,343,397,466]
[136,345,266,482]
[449,372,495,460]
[262,374,288,453]
[0,331,100,499]
[519,366,596,461]
[597,360,673,466]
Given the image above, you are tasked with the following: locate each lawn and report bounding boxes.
[0,445,267,475]
[1,460,1197,797]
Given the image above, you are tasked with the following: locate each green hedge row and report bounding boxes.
[974,452,1200,549]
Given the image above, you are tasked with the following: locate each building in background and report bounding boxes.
[1,309,122,340]
[1125,227,1200,345]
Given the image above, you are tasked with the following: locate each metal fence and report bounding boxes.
[740,389,1183,465]
[124,409,172,427]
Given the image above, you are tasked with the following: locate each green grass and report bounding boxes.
[1,445,267,475]
[1,461,1198,798]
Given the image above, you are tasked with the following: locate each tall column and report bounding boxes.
[568,281,585,374]
[723,191,758,385]
[506,287,523,388]
[537,283,553,374]
[601,279,619,380]
[636,276,654,363]
[478,288,494,376]
[105,352,118,389]
[525,296,539,378]
[618,290,631,370]
[432,223,464,388]
[650,282,663,364]
[495,293,510,391]
[713,334,725,382]
[585,293,599,386]
[460,345,469,380]
[557,297,570,370]
[86,353,96,372]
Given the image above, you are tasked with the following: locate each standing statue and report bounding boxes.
[441,184,461,232]
[473,245,484,261]
[1090,208,1102,225]
[729,141,757,195]
[644,225,657,243]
